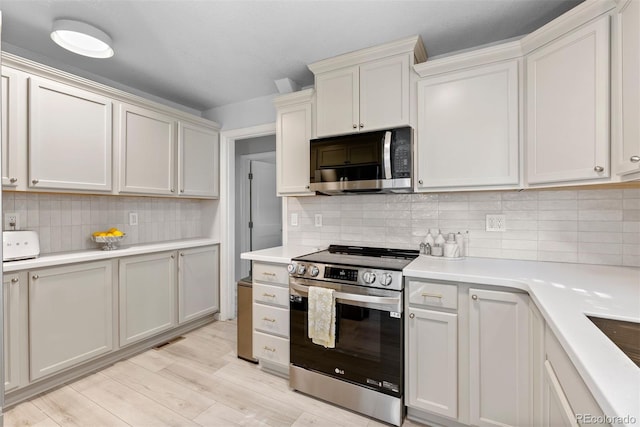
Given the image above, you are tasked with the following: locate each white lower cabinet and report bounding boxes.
[543,360,579,427]
[3,273,22,392]
[178,245,219,324]
[29,261,114,381]
[469,288,530,427]
[407,306,458,419]
[119,252,177,347]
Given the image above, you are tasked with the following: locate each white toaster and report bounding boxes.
[3,231,40,261]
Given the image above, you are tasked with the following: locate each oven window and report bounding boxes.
[290,296,403,396]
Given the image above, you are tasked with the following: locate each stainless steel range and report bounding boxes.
[288,245,419,426]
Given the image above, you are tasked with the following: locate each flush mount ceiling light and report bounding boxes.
[51,19,114,58]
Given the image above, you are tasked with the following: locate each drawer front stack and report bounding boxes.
[252,261,290,376]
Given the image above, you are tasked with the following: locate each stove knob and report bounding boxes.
[362,271,376,284]
[287,262,297,274]
[309,266,320,277]
[380,273,393,287]
[297,264,307,275]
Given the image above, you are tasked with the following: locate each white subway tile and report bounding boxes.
[438,201,469,211]
[538,241,578,252]
[439,211,470,220]
[501,230,539,240]
[503,201,538,211]
[411,202,439,211]
[577,253,622,265]
[411,193,439,202]
[502,240,538,250]
[623,244,640,255]
[502,191,538,201]
[623,232,640,244]
[504,211,539,220]
[470,239,502,249]
[578,232,623,243]
[623,189,640,198]
[385,218,411,228]
[468,201,502,211]
[538,210,578,221]
[579,242,622,254]
[501,249,538,261]
[538,251,578,263]
[538,200,578,210]
[468,247,502,258]
[411,210,439,220]
[623,221,640,232]
[506,220,538,230]
[623,254,640,267]
[623,199,640,209]
[579,220,624,232]
[438,220,471,230]
[578,189,622,199]
[538,190,577,200]
[578,210,623,221]
[468,192,502,201]
[578,199,623,210]
[624,210,640,221]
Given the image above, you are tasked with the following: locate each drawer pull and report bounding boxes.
[263,346,276,352]
[262,293,276,298]
[262,317,276,323]
[262,272,276,277]
[422,292,443,299]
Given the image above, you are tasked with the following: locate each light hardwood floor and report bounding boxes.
[4,320,426,427]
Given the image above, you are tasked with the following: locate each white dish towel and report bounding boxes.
[307,286,336,348]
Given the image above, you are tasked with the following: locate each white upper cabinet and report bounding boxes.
[28,76,112,191]
[119,103,176,195]
[274,89,315,196]
[613,0,640,178]
[415,55,520,190]
[2,67,26,190]
[310,36,426,138]
[526,16,611,185]
[178,121,219,198]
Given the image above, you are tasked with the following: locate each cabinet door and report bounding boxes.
[417,60,519,189]
[3,273,21,392]
[178,122,219,198]
[315,66,359,137]
[119,103,176,195]
[29,77,112,191]
[119,252,176,346]
[526,17,610,184]
[614,0,640,176]
[543,360,579,427]
[178,245,219,324]
[359,54,410,132]
[2,67,25,189]
[276,101,314,195]
[407,307,457,419]
[469,288,530,427]
[29,261,113,381]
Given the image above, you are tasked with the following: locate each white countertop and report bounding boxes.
[240,245,324,264]
[404,256,640,426]
[2,238,220,273]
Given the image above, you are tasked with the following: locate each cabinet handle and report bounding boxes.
[262,293,276,298]
[409,313,415,319]
[631,156,640,163]
[32,275,39,280]
[31,179,39,185]
[10,278,19,283]
[594,166,604,173]
[352,124,357,129]
[421,292,443,299]
[359,123,364,128]
[262,317,276,323]
[418,179,423,185]
[263,346,276,352]
[262,272,276,277]
[471,294,478,300]
[9,177,17,183]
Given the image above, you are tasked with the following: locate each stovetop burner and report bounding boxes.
[327,244,419,260]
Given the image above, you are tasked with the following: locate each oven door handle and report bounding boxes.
[290,282,401,308]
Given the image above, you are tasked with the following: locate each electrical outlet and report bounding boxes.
[314,214,323,227]
[4,212,19,230]
[486,214,506,232]
[129,212,138,226]
[291,213,298,226]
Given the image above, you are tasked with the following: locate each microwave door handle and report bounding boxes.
[383,131,392,179]
[289,282,400,308]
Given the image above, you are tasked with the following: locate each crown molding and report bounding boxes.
[272,88,315,108]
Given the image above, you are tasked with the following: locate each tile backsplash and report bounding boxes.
[286,188,640,268]
[2,192,206,254]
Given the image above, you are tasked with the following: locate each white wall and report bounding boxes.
[203,93,277,130]
[287,187,640,268]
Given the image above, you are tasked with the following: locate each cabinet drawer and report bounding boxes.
[253,304,289,338]
[253,282,289,308]
[408,281,457,310]
[253,331,289,366]
[253,263,289,286]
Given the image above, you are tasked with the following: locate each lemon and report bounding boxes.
[97,232,108,237]
[112,230,124,237]
[108,227,119,233]
[92,231,102,237]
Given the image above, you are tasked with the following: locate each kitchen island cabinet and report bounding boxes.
[29,260,114,381]
[28,76,113,192]
[119,251,177,346]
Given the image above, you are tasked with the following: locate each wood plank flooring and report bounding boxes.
[4,320,425,427]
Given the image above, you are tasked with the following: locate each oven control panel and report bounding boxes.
[287,261,403,291]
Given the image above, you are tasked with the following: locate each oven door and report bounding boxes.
[289,279,403,397]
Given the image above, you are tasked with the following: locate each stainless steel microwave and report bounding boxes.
[309,127,412,195]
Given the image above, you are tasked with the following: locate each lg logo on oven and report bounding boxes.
[334,368,345,375]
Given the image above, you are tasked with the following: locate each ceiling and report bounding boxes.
[0,0,583,113]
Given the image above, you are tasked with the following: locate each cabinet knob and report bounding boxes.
[359,123,364,128]
[352,124,357,129]
[471,294,478,300]
[306,185,310,189]
[9,177,17,183]
[171,255,175,259]
[409,313,415,319]
[418,179,423,185]
[180,189,184,193]
[10,278,19,283]
[31,179,39,185]
[170,188,175,193]
[593,166,604,173]
[180,252,184,257]
[631,156,640,163]
[32,275,39,280]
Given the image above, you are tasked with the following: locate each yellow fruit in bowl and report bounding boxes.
[108,227,119,233]
[112,230,124,237]
[97,232,108,237]
[106,233,115,237]
[92,231,102,237]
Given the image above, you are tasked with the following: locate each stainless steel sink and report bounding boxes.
[588,316,640,367]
